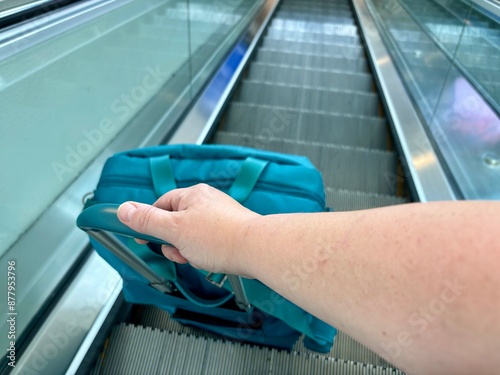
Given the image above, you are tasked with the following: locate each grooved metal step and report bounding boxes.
[261,38,364,58]
[272,13,355,24]
[277,6,352,15]
[270,19,359,36]
[266,29,361,46]
[214,132,398,195]
[277,6,352,13]
[133,305,396,368]
[238,81,379,117]
[255,49,367,72]
[223,102,388,149]
[247,62,372,91]
[91,323,404,375]
[325,188,407,211]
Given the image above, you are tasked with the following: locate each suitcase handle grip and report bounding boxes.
[77,203,171,246]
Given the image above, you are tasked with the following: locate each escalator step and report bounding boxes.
[255,49,367,72]
[266,28,361,46]
[92,323,405,374]
[277,6,352,14]
[272,14,355,24]
[214,131,398,195]
[270,19,359,36]
[281,1,351,8]
[294,330,394,367]
[276,6,352,14]
[238,81,379,116]
[326,188,407,211]
[247,62,372,91]
[261,38,364,58]
[223,102,388,149]
[132,305,394,368]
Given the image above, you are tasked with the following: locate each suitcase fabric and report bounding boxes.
[79,144,336,352]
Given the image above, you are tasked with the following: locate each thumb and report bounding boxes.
[117,201,175,242]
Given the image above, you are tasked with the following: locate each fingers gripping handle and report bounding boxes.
[77,203,234,305]
[77,203,173,294]
[77,203,171,246]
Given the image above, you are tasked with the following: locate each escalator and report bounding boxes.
[398,0,500,113]
[87,0,409,373]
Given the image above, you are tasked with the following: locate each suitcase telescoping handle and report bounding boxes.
[77,204,174,294]
[78,203,252,311]
[77,203,172,245]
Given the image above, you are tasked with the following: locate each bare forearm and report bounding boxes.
[238,201,500,374]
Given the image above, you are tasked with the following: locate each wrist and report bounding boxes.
[230,213,263,278]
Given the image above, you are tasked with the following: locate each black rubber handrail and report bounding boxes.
[0,0,84,30]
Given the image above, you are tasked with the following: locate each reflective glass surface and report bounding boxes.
[0,0,264,345]
[0,0,191,257]
[188,0,260,93]
[367,0,500,199]
[0,0,263,257]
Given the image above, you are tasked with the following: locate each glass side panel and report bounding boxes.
[399,0,500,114]
[431,68,500,199]
[366,0,500,199]
[188,0,262,94]
[368,0,454,122]
[0,0,191,257]
[455,2,500,112]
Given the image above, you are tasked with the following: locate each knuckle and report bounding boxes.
[168,213,183,243]
[137,205,155,232]
[194,183,209,193]
[170,212,183,231]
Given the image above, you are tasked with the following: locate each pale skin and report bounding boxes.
[117,183,500,375]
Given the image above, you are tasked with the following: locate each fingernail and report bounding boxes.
[118,202,136,222]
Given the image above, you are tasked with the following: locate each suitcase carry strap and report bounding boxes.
[150,155,176,197]
[150,155,269,311]
[150,155,269,203]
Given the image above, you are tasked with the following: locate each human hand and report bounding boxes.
[117,184,259,275]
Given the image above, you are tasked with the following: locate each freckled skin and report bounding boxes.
[118,186,500,375]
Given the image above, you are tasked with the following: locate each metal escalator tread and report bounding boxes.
[215,131,397,195]
[325,188,408,211]
[223,102,388,149]
[133,305,397,367]
[255,50,367,73]
[265,29,361,46]
[247,63,371,91]
[238,81,378,116]
[92,323,404,374]
[261,38,364,57]
[270,20,359,36]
